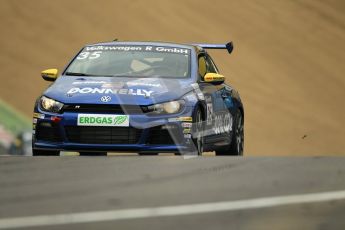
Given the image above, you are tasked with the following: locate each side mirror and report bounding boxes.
[41,69,58,81]
[203,73,225,85]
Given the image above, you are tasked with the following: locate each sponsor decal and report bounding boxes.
[102,82,125,89]
[161,125,176,130]
[100,96,112,102]
[33,118,37,124]
[72,81,107,85]
[33,113,45,119]
[86,46,143,52]
[51,116,62,123]
[168,117,193,122]
[191,83,199,90]
[67,87,153,97]
[191,83,204,100]
[184,134,192,139]
[126,82,161,88]
[205,96,213,125]
[85,45,190,55]
[204,74,224,82]
[214,113,232,135]
[154,46,189,54]
[181,122,192,128]
[77,114,129,127]
[183,128,191,134]
[197,93,205,100]
[178,117,193,122]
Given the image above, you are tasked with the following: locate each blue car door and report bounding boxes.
[197,53,232,140]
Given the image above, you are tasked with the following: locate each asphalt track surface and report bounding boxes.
[1,156,345,230]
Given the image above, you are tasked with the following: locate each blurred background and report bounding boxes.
[0,0,344,156]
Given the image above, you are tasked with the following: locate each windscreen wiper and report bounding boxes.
[65,72,103,76]
[65,72,117,77]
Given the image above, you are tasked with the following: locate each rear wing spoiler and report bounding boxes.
[192,42,234,54]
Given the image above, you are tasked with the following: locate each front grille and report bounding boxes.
[65,126,142,144]
[63,104,143,114]
[36,122,63,142]
[147,125,183,145]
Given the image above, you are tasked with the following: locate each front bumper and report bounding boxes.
[32,107,195,153]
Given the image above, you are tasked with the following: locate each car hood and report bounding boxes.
[44,76,195,105]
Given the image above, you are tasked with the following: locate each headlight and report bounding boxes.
[145,100,185,114]
[40,96,64,113]
[164,101,181,113]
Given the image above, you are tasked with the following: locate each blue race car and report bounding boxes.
[32,41,244,156]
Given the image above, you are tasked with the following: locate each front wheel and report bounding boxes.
[32,149,60,156]
[191,108,204,156]
[215,109,244,156]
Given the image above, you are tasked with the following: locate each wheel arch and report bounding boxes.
[232,97,244,122]
[195,101,207,121]
[238,105,244,121]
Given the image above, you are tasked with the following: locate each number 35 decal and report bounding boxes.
[77,51,102,60]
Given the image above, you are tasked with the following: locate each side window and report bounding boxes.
[205,55,218,73]
[199,53,220,80]
[198,55,207,77]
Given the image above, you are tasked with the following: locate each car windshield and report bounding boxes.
[65,45,191,78]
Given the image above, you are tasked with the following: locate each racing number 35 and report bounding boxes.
[77,51,102,60]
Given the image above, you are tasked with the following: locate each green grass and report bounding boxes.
[0,99,31,135]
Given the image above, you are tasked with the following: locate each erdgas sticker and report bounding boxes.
[67,87,153,97]
[77,114,129,127]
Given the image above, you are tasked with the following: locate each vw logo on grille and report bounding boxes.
[100,96,112,102]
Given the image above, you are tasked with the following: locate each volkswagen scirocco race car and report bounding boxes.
[32,41,244,156]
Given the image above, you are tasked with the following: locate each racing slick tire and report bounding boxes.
[191,107,204,156]
[215,109,244,156]
[32,149,60,156]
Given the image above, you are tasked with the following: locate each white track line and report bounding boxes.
[1,190,345,229]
